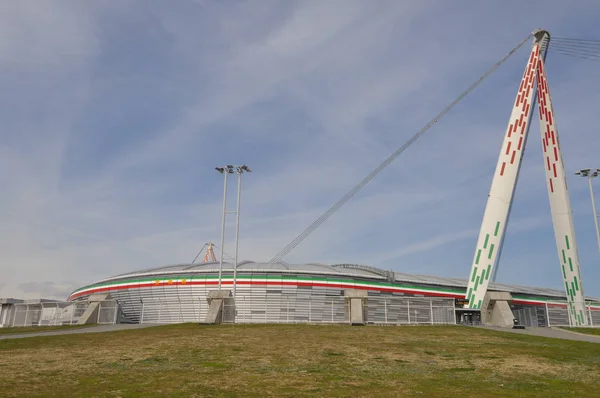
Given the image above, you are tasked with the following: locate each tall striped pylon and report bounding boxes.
[465,31,546,310]
[465,29,587,326]
[466,34,546,309]
[535,56,586,326]
[203,242,217,263]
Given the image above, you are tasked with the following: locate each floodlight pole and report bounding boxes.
[588,174,600,252]
[233,171,242,298]
[575,169,600,251]
[233,165,251,298]
[215,165,251,296]
[216,168,229,289]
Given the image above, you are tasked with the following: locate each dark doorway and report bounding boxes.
[456,309,481,325]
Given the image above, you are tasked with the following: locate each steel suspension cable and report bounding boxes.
[551,42,600,51]
[268,32,535,264]
[547,37,600,62]
[551,49,600,62]
[548,49,600,62]
[551,37,600,44]
[549,42,600,52]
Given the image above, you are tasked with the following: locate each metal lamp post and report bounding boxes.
[215,165,234,289]
[233,165,251,298]
[575,168,600,251]
[215,165,251,295]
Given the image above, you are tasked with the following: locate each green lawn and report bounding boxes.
[564,327,600,336]
[0,325,91,335]
[0,324,599,397]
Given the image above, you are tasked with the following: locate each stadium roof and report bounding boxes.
[101,260,600,301]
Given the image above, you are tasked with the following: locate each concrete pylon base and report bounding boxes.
[77,293,112,325]
[344,289,368,325]
[481,291,515,327]
[201,290,234,324]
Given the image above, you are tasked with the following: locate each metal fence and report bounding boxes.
[3,300,123,328]
[222,295,457,325]
[97,301,120,324]
[366,296,456,325]
[139,298,204,324]
[139,293,600,327]
[545,301,600,327]
[513,307,542,328]
[512,301,600,328]
[8,301,89,327]
[138,294,457,325]
[224,295,349,324]
[6,296,599,328]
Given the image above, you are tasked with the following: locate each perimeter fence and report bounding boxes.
[2,300,121,327]
[513,300,600,328]
[138,294,457,325]
[6,295,598,329]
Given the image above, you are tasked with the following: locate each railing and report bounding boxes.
[223,296,457,325]
[97,301,120,325]
[366,296,456,325]
[223,295,349,324]
[513,307,541,328]
[512,301,600,328]
[139,298,204,324]
[3,300,123,328]
[7,296,597,328]
[6,301,89,327]
[545,300,600,327]
[138,295,457,325]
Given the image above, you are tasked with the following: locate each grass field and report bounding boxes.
[564,327,600,336]
[0,325,91,335]
[1,324,599,397]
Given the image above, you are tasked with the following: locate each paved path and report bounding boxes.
[482,325,600,343]
[0,324,160,340]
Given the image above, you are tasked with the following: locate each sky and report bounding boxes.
[1,0,600,300]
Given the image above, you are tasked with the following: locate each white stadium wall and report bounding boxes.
[68,262,600,326]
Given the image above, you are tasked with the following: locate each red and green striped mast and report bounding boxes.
[466,29,587,326]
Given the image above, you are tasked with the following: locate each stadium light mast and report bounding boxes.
[215,164,251,296]
[575,168,600,251]
[215,165,234,289]
[232,165,251,298]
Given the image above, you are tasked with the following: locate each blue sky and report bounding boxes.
[1,0,600,299]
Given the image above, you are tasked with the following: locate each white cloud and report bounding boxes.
[17,281,81,300]
[1,0,600,300]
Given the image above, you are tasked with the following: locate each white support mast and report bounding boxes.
[465,30,548,310]
[466,29,587,326]
[535,56,587,326]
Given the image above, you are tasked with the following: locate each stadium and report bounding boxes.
[66,260,600,327]
[3,30,600,331]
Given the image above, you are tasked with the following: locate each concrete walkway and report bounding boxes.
[481,325,600,343]
[0,324,160,340]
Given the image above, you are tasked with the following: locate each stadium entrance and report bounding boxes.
[456,309,481,325]
[454,298,481,325]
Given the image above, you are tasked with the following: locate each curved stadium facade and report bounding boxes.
[68,261,600,327]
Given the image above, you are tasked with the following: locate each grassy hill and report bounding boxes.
[1,324,599,397]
